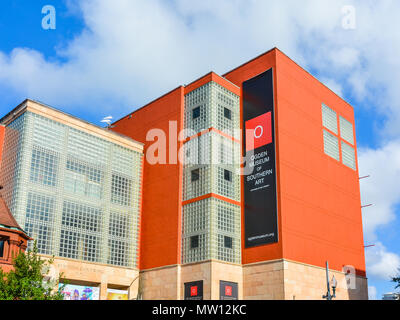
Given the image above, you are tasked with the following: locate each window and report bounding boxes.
[65,159,103,199]
[323,130,340,161]
[341,141,356,170]
[192,107,201,119]
[224,169,232,182]
[111,174,133,206]
[224,236,233,249]
[224,107,232,120]
[322,104,338,134]
[191,169,200,182]
[0,240,5,258]
[340,116,354,145]
[24,193,55,255]
[30,147,58,187]
[108,239,130,266]
[59,201,102,262]
[190,235,199,249]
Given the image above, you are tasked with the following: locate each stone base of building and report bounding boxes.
[139,260,243,300]
[40,255,140,300]
[139,259,368,300]
[243,259,368,300]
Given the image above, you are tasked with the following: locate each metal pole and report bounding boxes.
[323,261,332,300]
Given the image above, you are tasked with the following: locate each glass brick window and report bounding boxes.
[108,211,135,267]
[109,212,129,238]
[30,146,58,187]
[65,158,103,199]
[111,173,133,206]
[218,234,235,261]
[323,130,340,161]
[24,192,55,255]
[341,141,356,170]
[217,167,237,199]
[184,82,240,139]
[182,198,240,264]
[217,204,236,233]
[322,103,338,134]
[108,239,130,267]
[321,104,357,170]
[60,200,102,262]
[340,116,354,145]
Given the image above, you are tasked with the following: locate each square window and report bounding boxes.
[224,236,233,249]
[191,169,200,182]
[192,107,201,119]
[190,235,199,249]
[224,169,232,182]
[224,108,232,120]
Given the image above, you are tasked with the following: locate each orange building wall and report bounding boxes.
[275,50,366,276]
[224,48,366,276]
[111,87,185,270]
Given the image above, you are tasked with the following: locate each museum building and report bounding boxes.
[0,48,368,300]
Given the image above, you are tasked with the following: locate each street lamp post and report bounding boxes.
[323,261,337,300]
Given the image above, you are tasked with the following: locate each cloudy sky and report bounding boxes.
[1,0,399,299]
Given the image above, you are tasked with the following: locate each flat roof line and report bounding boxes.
[222,47,278,77]
[112,86,184,126]
[0,99,144,147]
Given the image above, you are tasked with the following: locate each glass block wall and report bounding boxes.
[184,81,240,140]
[182,81,241,264]
[0,110,143,268]
[182,198,241,264]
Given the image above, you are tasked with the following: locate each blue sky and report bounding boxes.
[1,0,399,299]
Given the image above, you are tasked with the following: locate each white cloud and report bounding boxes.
[366,242,400,280]
[368,286,377,300]
[358,140,400,242]
[358,140,400,283]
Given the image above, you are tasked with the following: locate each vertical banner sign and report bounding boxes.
[184,281,203,300]
[243,68,279,248]
[220,281,239,300]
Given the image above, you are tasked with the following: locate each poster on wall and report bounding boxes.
[220,281,238,300]
[184,281,203,300]
[59,284,100,300]
[242,68,279,248]
[107,289,129,300]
